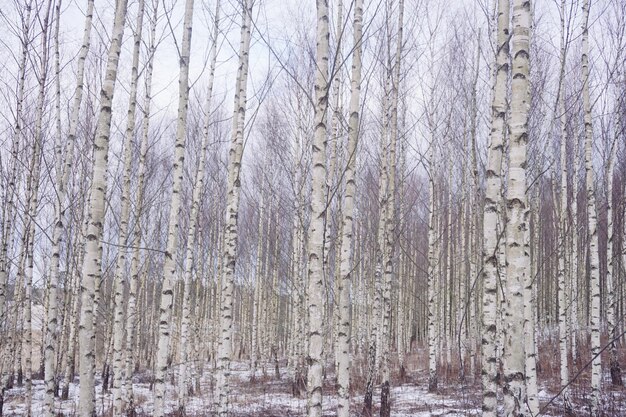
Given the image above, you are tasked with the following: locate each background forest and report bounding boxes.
[0,0,625,416]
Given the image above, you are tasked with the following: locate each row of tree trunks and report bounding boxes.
[0,1,625,417]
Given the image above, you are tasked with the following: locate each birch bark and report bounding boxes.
[178,4,219,404]
[556,0,571,405]
[306,1,329,416]
[44,0,64,412]
[123,0,159,409]
[481,0,508,412]
[111,1,145,413]
[216,1,252,414]
[427,113,438,393]
[581,0,602,411]
[251,184,265,381]
[24,2,53,414]
[365,71,389,417]
[0,0,32,327]
[78,0,129,413]
[336,1,362,415]
[502,0,532,415]
[381,3,403,415]
[606,120,621,385]
[571,129,580,359]
[152,0,194,413]
[468,35,480,382]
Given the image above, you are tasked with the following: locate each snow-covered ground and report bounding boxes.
[2,360,481,416]
[4,357,625,416]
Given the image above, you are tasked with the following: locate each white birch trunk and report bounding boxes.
[581,0,602,411]
[215,1,252,414]
[61,199,90,400]
[481,0,508,412]
[336,1,362,415]
[306,1,329,416]
[330,0,344,370]
[606,115,622,385]
[381,3,403,415]
[468,35,480,382]
[111,0,145,414]
[459,151,467,380]
[502,0,531,415]
[290,124,306,395]
[78,0,128,413]
[152,0,194,413]
[0,0,32,328]
[570,130,580,359]
[24,2,53,413]
[11,236,27,388]
[43,0,66,413]
[365,76,390,417]
[251,183,265,380]
[445,162,453,372]
[622,159,626,347]
[177,5,219,403]
[556,1,571,405]
[606,100,621,385]
[123,0,159,409]
[427,115,438,393]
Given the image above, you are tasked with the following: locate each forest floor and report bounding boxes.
[3,346,626,416]
[2,358,481,416]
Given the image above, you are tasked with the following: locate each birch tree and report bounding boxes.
[605,14,625,385]
[606,115,621,387]
[467,33,480,383]
[556,0,573,407]
[426,111,438,393]
[178,1,220,408]
[502,0,532,415]
[53,0,93,372]
[215,1,253,414]
[123,0,159,409]
[336,1,363,415]
[306,0,330,416]
[581,0,602,412]
[23,4,53,413]
[152,0,195,412]
[78,0,128,413]
[380,3,403,415]
[0,0,32,332]
[481,0,508,413]
[43,0,66,413]
[111,0,145,413]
